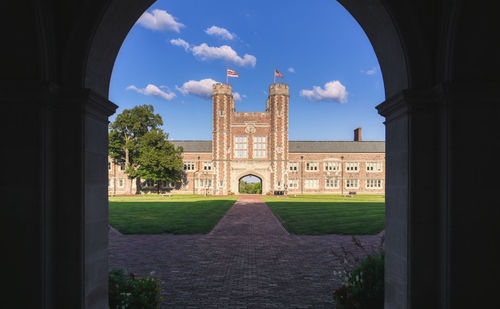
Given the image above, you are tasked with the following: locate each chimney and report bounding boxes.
[354,127,362,141]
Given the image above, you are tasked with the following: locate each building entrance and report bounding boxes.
[238,175,262,194]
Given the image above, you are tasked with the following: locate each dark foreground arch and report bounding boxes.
[1,1,499,308]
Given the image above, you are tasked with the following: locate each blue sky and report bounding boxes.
[110,0,385,141]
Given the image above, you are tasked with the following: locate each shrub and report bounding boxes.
[332,236,384,309]
[109,269,162,309]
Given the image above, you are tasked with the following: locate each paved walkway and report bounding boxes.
[109,195,383,308]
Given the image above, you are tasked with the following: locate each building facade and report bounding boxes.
[109,83,385,195]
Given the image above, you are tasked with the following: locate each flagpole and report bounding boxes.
[226,68,228,85]
[273,69,276,84]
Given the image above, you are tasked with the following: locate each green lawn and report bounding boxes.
[109,195,238,234]
[263,195,385,235]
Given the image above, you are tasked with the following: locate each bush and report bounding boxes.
[109,269,162,309]
[332,236,384,309]
[333,252,384,309]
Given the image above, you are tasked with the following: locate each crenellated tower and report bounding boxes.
[212,83,235,194]
[268,83,289,192]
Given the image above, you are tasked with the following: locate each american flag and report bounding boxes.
[227,69,238,77]
[274,69,284,78]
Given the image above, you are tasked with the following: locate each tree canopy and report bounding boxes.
[109,105,184,192]
[239,180,262,194]
[109,105,164,175]
[135,129,184,192]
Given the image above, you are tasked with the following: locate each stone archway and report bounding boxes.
[238,174,263,195]
[84,1,410,308]
[233,171,268,195]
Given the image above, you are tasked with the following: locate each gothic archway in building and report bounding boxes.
[238,174,263,195]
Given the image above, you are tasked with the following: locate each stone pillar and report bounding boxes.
[377,82,500,308]
[212,83,233,195]
[0,81,117,308]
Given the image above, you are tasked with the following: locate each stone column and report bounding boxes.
[377,82,500,308]
[0,81,117,308]
[378,87,441,309]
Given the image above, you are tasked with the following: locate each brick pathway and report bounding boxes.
[109,195,383,308]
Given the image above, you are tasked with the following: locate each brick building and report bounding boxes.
[109,83,385,195]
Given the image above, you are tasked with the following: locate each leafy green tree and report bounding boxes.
[109,105,163,191]
[135,129,184,193]
[239,180,262,194]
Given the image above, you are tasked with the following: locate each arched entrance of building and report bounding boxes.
[238,175,263,195]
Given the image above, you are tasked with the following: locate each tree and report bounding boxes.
[135,129,184,194]
[109,105,163,192]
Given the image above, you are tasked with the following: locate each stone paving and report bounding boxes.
[109,195,384,308]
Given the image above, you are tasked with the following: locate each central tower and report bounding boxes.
[211,82,289,195]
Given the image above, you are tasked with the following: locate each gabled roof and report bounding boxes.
[170,140,212,152]
[170,140,385,153]
[289,141,385,153]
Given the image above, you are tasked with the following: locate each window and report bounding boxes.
[366,162,383,172]
[184,162,195,171]
[305,179,319,189]
[234,136,248,158]
[219,180,224,187]
[197,179,212,188]
[324,161,340,171]
[306,162,319,171]
[203,162,212,171]
[278,110,282,117]
[220,110,224,117]
[144,179,154,187]
[288,179,298,188]
[345,179,359,188]
[346,162,359,172]
[253,136,266,158]
[108,162,111,171]
[366,179,383,189]
[277,146,282,153]
[120,162,126,171]
[289,162,298,171]
[118,179,124,188]
[325,178,339,188]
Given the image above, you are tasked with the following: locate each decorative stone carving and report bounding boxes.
[245,124,256,134]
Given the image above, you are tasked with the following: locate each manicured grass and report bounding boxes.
[109,195,238,234]
[263,195,385,235]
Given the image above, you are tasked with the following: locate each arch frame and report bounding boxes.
[237,173,264,195]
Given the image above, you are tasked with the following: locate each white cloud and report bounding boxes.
[126,84,176,101]
[170,38,190,51]
[205,26,235,40]
[233,92,242,101]
[288,67,295,73]
[300,80,348,103]
[137,9,185,32]
[191,43,256,67]
[170,39,257,67]
[175,78,218,99]
[361,66,378,75]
